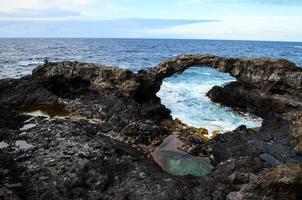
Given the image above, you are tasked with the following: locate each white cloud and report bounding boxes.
[0,0,128,20]
[0,0,93,20]
[0,0,91,12]
[137,16,302,41]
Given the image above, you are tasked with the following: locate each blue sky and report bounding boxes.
[0,0,301,41]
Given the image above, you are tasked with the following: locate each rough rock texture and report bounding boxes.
[0,55,302,200]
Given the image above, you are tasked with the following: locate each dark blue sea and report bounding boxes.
[0,38,301,78]
[1,38,301,133]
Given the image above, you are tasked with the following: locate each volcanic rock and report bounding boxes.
[0,55,301,199]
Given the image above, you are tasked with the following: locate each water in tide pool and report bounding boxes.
[1,38,302,131]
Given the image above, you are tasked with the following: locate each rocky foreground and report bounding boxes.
[0,55,302,200]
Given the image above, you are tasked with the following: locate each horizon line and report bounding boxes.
[0,37,301,43]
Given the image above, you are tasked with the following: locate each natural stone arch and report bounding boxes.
[136,55,301,104]
[135,54,302,154]
[25,54,302,154]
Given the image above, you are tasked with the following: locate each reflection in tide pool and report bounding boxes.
[157,67,262,134]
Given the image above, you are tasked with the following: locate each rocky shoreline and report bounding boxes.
[1,55,302,199]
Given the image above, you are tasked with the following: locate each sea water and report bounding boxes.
[157,67,262,133]
[0,39,301,79]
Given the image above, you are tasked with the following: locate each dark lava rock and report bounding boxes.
[0,55,302,199]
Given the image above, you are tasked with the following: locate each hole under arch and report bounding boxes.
[156,66,262,134]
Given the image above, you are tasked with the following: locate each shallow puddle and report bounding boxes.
[20,103,70,118]
[152,135,214,176]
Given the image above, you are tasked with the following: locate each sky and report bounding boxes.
[0,0,301,41]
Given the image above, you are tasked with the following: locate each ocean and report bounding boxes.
[1,38,302,133]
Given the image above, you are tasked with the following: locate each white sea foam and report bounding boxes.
[18,60,42,66]
[157,67,262,134]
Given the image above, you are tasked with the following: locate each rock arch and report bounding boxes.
[137,55,301,104]
[6,54,301,154]
[136,55,302,154]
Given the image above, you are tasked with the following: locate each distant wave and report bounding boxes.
[18,60,42,66]
[293,46,302,49]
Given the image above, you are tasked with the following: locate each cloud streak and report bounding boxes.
[0,18,211,37]
[138,16,302,41]
[0,0,93,20]
[0,0,130,20]
[0,9,82,20]
[0,0,91,12]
